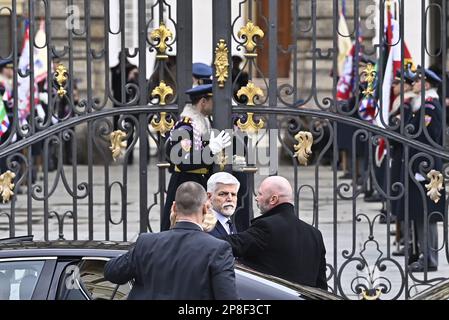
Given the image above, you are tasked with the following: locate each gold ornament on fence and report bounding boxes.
[150,23,173,59]
[425,170,444,203]
[293,131,313,166]
[0,170,16,203]
[236,81,265,132]
[55,64,68,97]
[361,288,382,301]
[109,130,127,161]
[362,63,376,97]
[151,81,175,135]
[214,39,229,88]
[237,81,264,106]
[238,20,264,57]
[236,113,264,133]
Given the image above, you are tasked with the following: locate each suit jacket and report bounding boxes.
[222,203,328,290]
[104,221,238,300]
[209,218,237,238]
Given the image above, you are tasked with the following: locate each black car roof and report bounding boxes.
[0,240,131,258]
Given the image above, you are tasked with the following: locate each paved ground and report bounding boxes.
[1,156,448,300]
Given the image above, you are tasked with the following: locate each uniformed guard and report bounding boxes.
[405,68,446,272]
[192,62,212,86]
[389,69,418,259]
[161,83,231,231]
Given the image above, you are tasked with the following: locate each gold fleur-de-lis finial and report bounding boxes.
[238,20,264,56]
[236,113,264,133]
[151,112,174,136]
[362,63,376,97]
[150,23,173,59]
[237,81,264,106]
[150,81,175,136]
[364,64,376,84]
[109,130,127,161]
[0,170,16,203]
[55,64,68,97]
[361,288,382,301]
[151,81,174,105]
[425,170,444,203]
[214,39,229,88]
[293,131,314,165]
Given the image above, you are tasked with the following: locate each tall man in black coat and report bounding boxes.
[104,181,238,300]
[221,176,328,290]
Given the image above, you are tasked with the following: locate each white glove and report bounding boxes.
[209,130,231,155]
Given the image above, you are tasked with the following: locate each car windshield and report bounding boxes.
[0,260,45,300]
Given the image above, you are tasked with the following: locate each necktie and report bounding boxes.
[226,220,235,235]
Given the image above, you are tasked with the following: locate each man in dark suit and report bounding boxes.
[221,176,328,290]
[104,181,238,300]
[207,172,240,238]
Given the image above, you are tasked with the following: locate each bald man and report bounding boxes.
[220,176,328,290]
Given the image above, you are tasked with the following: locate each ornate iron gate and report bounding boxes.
[0,0,448,299]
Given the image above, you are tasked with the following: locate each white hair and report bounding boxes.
[207,172,240,193]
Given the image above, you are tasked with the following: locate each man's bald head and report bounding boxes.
[256,176,293,214]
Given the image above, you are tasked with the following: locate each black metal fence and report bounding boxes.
[0,0,448,299]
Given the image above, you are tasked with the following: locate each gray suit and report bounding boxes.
[104,221,238,300]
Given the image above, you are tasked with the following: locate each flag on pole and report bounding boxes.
[17,20,48,126]
[374,1,413,166]
[337,8,353,77]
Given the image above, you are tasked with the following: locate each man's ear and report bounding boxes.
[171,202,176,213]
[207,192,212,200]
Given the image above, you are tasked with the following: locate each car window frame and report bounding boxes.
[0,256,57,300]
[78,257,132,300]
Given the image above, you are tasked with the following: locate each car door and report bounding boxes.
[0,257,56,300]
[55,257,131,300]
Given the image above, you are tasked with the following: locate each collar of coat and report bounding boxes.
[180,104,210,137]
[172,221,204,232]
[252,202,295,223]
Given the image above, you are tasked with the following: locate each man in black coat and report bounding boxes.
[104,181,238,300]
[221,176,328,290]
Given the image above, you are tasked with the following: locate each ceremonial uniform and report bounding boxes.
[399,69,446,272]
[161,84,231,231]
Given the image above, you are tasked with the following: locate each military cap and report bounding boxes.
[192,62,212,79]
[0,58,13,69]
[423,68,442,86]
[394,69,416,85]
[185,83,213,98]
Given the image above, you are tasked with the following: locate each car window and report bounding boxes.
[57,259,131,300]
[78,259,131,300]
[0,260,45,300]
